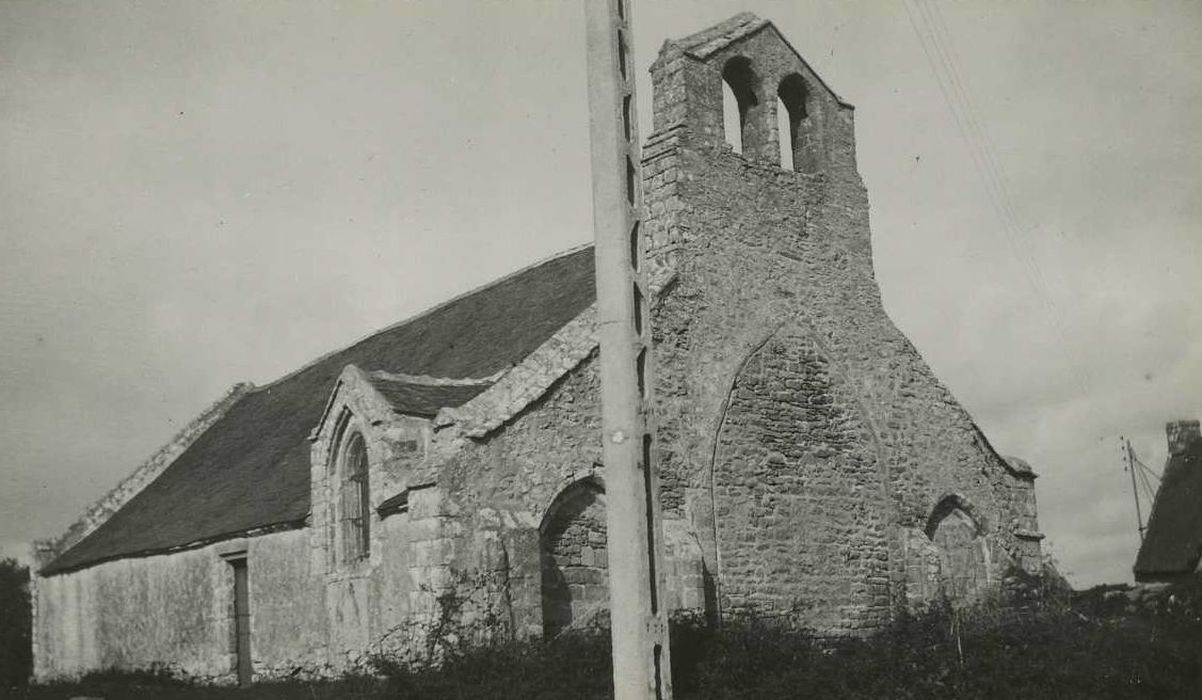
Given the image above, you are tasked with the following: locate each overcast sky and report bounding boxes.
[1,0,1199,587]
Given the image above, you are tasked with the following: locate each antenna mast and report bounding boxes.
[1122,437,1145,541]
[583,0,672,698]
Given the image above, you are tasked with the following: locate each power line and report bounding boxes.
[1128,445,1161,484]
[902,0,1093,399]
[1135,457,1157,505]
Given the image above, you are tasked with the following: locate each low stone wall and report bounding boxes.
[34,530,317,683]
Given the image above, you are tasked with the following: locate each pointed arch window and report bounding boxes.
[340,432,371,562]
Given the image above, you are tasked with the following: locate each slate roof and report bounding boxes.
[365,374,493,418]
[44,246,596,575]
[1134,436,1202,580]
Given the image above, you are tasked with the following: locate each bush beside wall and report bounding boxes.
[0,558,32,690]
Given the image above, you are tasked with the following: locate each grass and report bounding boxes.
[11,578,1202,699]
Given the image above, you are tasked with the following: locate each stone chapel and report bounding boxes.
[31,14,1044,684]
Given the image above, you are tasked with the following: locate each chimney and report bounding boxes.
[1166,419,1200,456]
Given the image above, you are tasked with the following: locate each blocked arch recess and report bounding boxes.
[538,476,609,637]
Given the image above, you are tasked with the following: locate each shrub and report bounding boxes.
[370,630,612,700]
[19,575,1202,698]
[0,558,32,689]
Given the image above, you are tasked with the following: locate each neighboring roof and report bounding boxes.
[44,246,597,575]
[1134,437,1202,578]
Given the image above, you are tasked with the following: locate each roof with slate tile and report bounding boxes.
[43,245,596,575]
[1134,435,1202,580]
[365,373,494,418]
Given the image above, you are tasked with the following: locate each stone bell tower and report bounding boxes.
[639,14,1042,631]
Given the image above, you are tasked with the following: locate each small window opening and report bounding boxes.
[632,283,643,336]
[626,156,636,206]
[777,74,812,172]
[721,57,760,155]
[629,221,640,271]
[636,347,647,398]
[623,94,632,142]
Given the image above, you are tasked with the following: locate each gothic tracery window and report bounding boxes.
[340,432,371,563]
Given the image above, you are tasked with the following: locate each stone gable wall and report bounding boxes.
[641,25,1040,624]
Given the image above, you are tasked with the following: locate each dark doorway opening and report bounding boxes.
[230,557,252,686]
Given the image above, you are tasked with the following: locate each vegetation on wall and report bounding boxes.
[12,573,1202,699]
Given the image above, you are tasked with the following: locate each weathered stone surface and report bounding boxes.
[32,14,1044,683]
[34,530,325,684]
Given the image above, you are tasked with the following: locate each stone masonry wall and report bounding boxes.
[539,480,609,635]
[432,351,705,637]
[713,326,891,631]
[418,19,1041,637]
[33,530,325,684]
[307,366,434,671]
[640,22,1040,626]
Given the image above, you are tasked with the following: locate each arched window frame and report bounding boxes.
[332,424,371,565]
[924,494,985,540]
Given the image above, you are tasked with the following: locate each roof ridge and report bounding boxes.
[671,12,762,51]
[661,14,854,111]
[253,242,595,392]
[39,382,254,574]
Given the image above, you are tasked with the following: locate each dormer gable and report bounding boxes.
[308,365,434,576]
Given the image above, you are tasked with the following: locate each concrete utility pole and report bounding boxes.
[583,0,672,698]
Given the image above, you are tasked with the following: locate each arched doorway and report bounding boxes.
[539,478,609,636]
